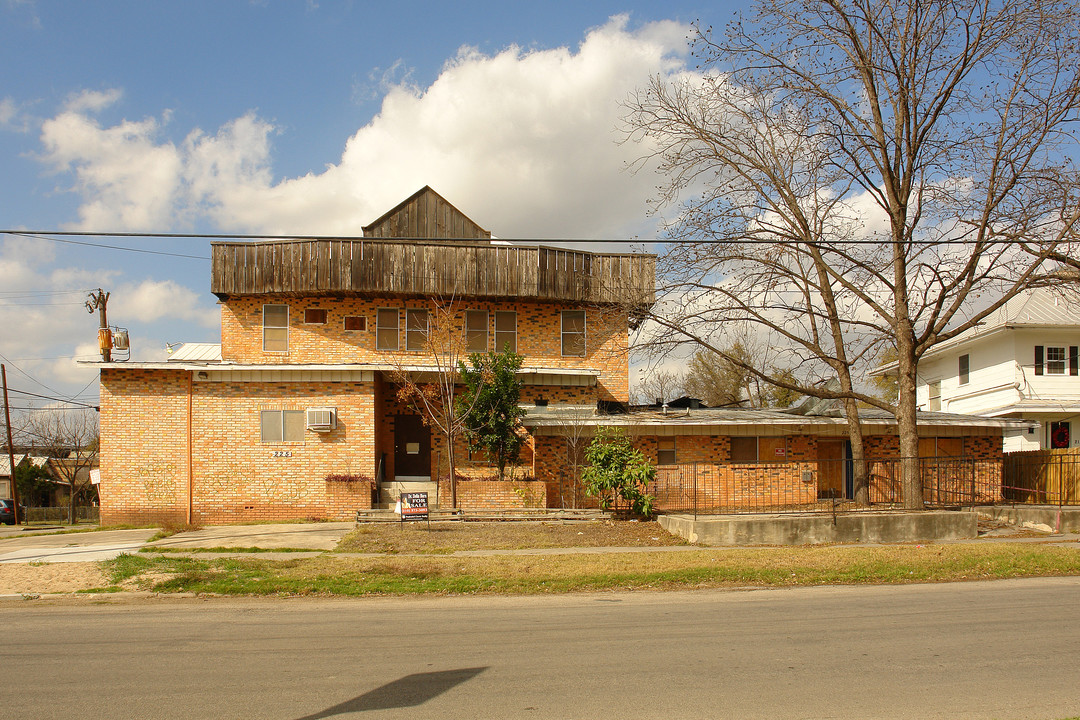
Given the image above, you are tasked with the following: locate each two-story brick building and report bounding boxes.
[93,188,1028,524]
[94,188,655,523]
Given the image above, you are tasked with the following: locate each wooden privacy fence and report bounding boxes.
[1003,448,1080,505]
[210,240,656,307]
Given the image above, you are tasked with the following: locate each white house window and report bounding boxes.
[495,311,517,353]
[260,409,304,443]
[928,380,942,411]
[657,438,677,465]
[376,309,399,350]
[1046,346,1066,375]
[466,310,488,353]
[406,309,429,351]
[263,304,289,352]
[561,310,586,357]
[958,354,969,385]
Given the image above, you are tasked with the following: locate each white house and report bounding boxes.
[911,287,1080,452]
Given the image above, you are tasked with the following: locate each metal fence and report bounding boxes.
[17,506,100,525]
[647,455,1059,517]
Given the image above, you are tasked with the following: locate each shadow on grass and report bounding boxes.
[294,667,487,718]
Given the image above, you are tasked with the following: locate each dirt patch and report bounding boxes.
[0,562,109,595]
[337,519,688,554]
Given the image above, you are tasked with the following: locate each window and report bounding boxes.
[344,315,367,332]
[657,438,676,465]
[260,410,304,443]
[406,309,429,351]
[958,354,969,385]
[730,437,787,462]
[263,304,288,352]
[495,311,517,353]
[1046,346,1066,375]
[304,308,328,325]
[376,309,399,350]
[466,310,488,353]
[730,437,758,463]
[561,310,586,357]
[928,380,941,411]
[1051,421,1071,448]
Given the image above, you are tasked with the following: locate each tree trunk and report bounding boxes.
[446,432,458,510]
[68,480,76,525]
[843,398,870,506]
[895,343,924,509]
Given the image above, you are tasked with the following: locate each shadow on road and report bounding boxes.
[294,667,488,718]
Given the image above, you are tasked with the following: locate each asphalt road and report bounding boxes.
[3,578,1080,719]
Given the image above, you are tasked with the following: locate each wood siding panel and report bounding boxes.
[210,240,655,307]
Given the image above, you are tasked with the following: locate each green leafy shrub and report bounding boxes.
[581,427,656,517]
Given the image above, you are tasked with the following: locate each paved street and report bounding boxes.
[3,578,1079,719]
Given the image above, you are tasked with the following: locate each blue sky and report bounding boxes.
[0,0,742,409]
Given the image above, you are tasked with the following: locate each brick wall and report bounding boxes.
[437,478,547,509]
[100,369,376,524]
[220,296,629,402]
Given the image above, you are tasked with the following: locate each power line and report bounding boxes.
[6,387,99,410]
[2,228,1058,247]
[6,232,210,260]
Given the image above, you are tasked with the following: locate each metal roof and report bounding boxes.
[522,406,1033,432]
[166,343,223,362]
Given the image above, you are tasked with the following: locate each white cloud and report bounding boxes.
[35,16,691,239]
[111,279,219,327]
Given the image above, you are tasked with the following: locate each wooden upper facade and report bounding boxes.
[210,187,655,308]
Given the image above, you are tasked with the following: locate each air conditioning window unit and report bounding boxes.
[306,407,337,432]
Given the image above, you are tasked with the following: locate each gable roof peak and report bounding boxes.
[362,186,491,240]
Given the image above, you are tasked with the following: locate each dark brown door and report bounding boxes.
[818,440,845,499]
[394,415,431,478]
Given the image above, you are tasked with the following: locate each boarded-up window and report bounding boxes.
[759,437,787,461]
[657,438,676,465]
[562,310,586,357]
[376,309,399,350]
[304,308,327,324]
[260,410,304,443]
[263,304,288,352]
[406,309,429,351]
[344,316,367,331]
[730,437,757,463]
[466,310,488,353]
[495,311,517,353]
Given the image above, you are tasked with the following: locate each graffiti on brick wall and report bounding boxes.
[210,463,303,504]
[134,462,178,506]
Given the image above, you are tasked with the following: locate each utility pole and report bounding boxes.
[86,289,111,362]
[2,364,21,525]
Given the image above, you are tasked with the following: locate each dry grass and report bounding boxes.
[102,541,1080,597]
[336,519,688,554]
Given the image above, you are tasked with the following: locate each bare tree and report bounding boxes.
[24,409,98,524]
[391,297,485,509]
[684,341,803,408]
[635,367,683,405]
[627,0,1080,508]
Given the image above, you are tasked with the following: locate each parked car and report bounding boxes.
[1,498,23,525]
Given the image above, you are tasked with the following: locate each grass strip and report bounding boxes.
[139,546,322,554]
[99,542,1080,597]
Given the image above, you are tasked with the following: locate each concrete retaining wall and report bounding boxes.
[976,505,1080,533]
[658,511,976,546]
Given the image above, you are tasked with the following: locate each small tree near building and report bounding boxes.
[582,427,656,517]
[458,349,527,481]
[24,409,98,524]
